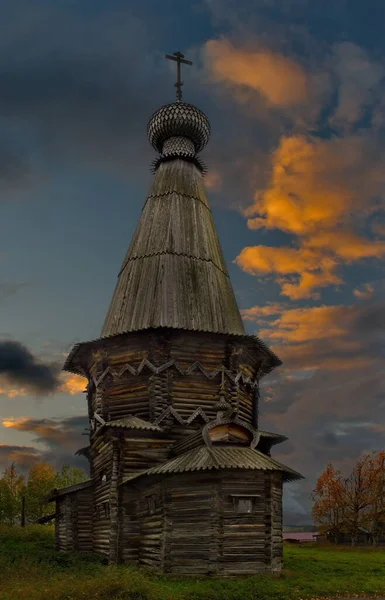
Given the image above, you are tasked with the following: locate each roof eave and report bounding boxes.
[45,479,93,503]
[63,327,281,376]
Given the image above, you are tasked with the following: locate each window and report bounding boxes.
[97,502,110,519]
[231,495,261,514]
[146,495,156,515]
[101,473,107,483]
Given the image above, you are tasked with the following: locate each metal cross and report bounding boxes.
[165,51,193,101]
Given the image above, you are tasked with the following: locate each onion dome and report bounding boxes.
[147,102,210,172]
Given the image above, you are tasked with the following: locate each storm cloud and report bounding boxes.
[0,340,60,394]
[1,416,89,473]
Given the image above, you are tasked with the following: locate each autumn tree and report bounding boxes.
[25,462,56,522]
[311,463,346,542]
[313,452,385,546]
[364,451,385,546]
[341,453,374,546]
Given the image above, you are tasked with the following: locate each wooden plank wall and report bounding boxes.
[171,370,220,423]
[163,473,214,575]
[86,331,263,438]
[157,470,275,576]
[92,437,113,556]
[120,486,140,564]
[270,472,283,572]
[123,439,170,476]
[76,486,93,552]
[137,483,164,570]
[219,471,271,576]
[55,497,67,551]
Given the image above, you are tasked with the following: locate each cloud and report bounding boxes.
[204,169,222,191]
[241,302,287,321]
[354,283,375,300]
[244,298,384,500]
[202,36,385,299]
[0,340,86,397]
[0,340,60,394]
[330,42,384,132]
[59,374,87,395]
[1,416,89,472]
[205,39,308,107]
[249,300,385,372]
[0,444,41,471]
[0,1,172,194]
[3,416,87,449]
[235,133,385,298]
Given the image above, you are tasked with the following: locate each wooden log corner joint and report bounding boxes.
[46,51,304,577]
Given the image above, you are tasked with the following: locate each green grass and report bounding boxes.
[0,525,384,600]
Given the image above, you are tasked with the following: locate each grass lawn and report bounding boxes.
[0,525,384,600]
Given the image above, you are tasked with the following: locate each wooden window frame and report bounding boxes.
[146,495,156,515]
[231,494,261,515]
[97,501,110,520]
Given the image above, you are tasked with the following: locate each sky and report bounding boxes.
[0,0,384,525]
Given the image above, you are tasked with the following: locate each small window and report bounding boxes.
[232,495,260,514]
[146,495,156,515]
[101,473,107,483]
[236,498,253,513]
[97,502,110,519]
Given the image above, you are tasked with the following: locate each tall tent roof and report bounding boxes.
[101,100,245,337]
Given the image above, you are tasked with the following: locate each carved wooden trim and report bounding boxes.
[92,359,259,389]
[186,407,210,425]
[154,405,186,427]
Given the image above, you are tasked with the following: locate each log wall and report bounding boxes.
[92,436,113,556]
[55,486,93,553]
[85,330,265,439]
[218,471,271,576]
[270,472,283,572]
[137,483,164,570]
[120,486,140,564]
[163,474,214,575]
[119,469,283,576]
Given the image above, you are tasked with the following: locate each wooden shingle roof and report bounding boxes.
[104,416,162,431]
[120,445,304,484]
[101,158,245,337]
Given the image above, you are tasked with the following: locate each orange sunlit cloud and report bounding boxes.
[235,245,342,299]
[234,133,385,298]
[245,134,384,236]
[59,373,87,395]
[2,417,77,448]
[204,169,222,191]
[240,302,286,321]
[244,302,378,372]
[0,383,27,398]
[205,39,308,107]
[0,372,86,398]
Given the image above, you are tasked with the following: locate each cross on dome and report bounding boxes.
[165,51,193,101]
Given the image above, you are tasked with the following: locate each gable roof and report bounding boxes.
[120,445,304,485]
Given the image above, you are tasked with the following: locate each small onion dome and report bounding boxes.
[147,102,210,155]
[213,397,232,413]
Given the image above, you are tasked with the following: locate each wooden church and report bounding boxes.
[47,51,303,576]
